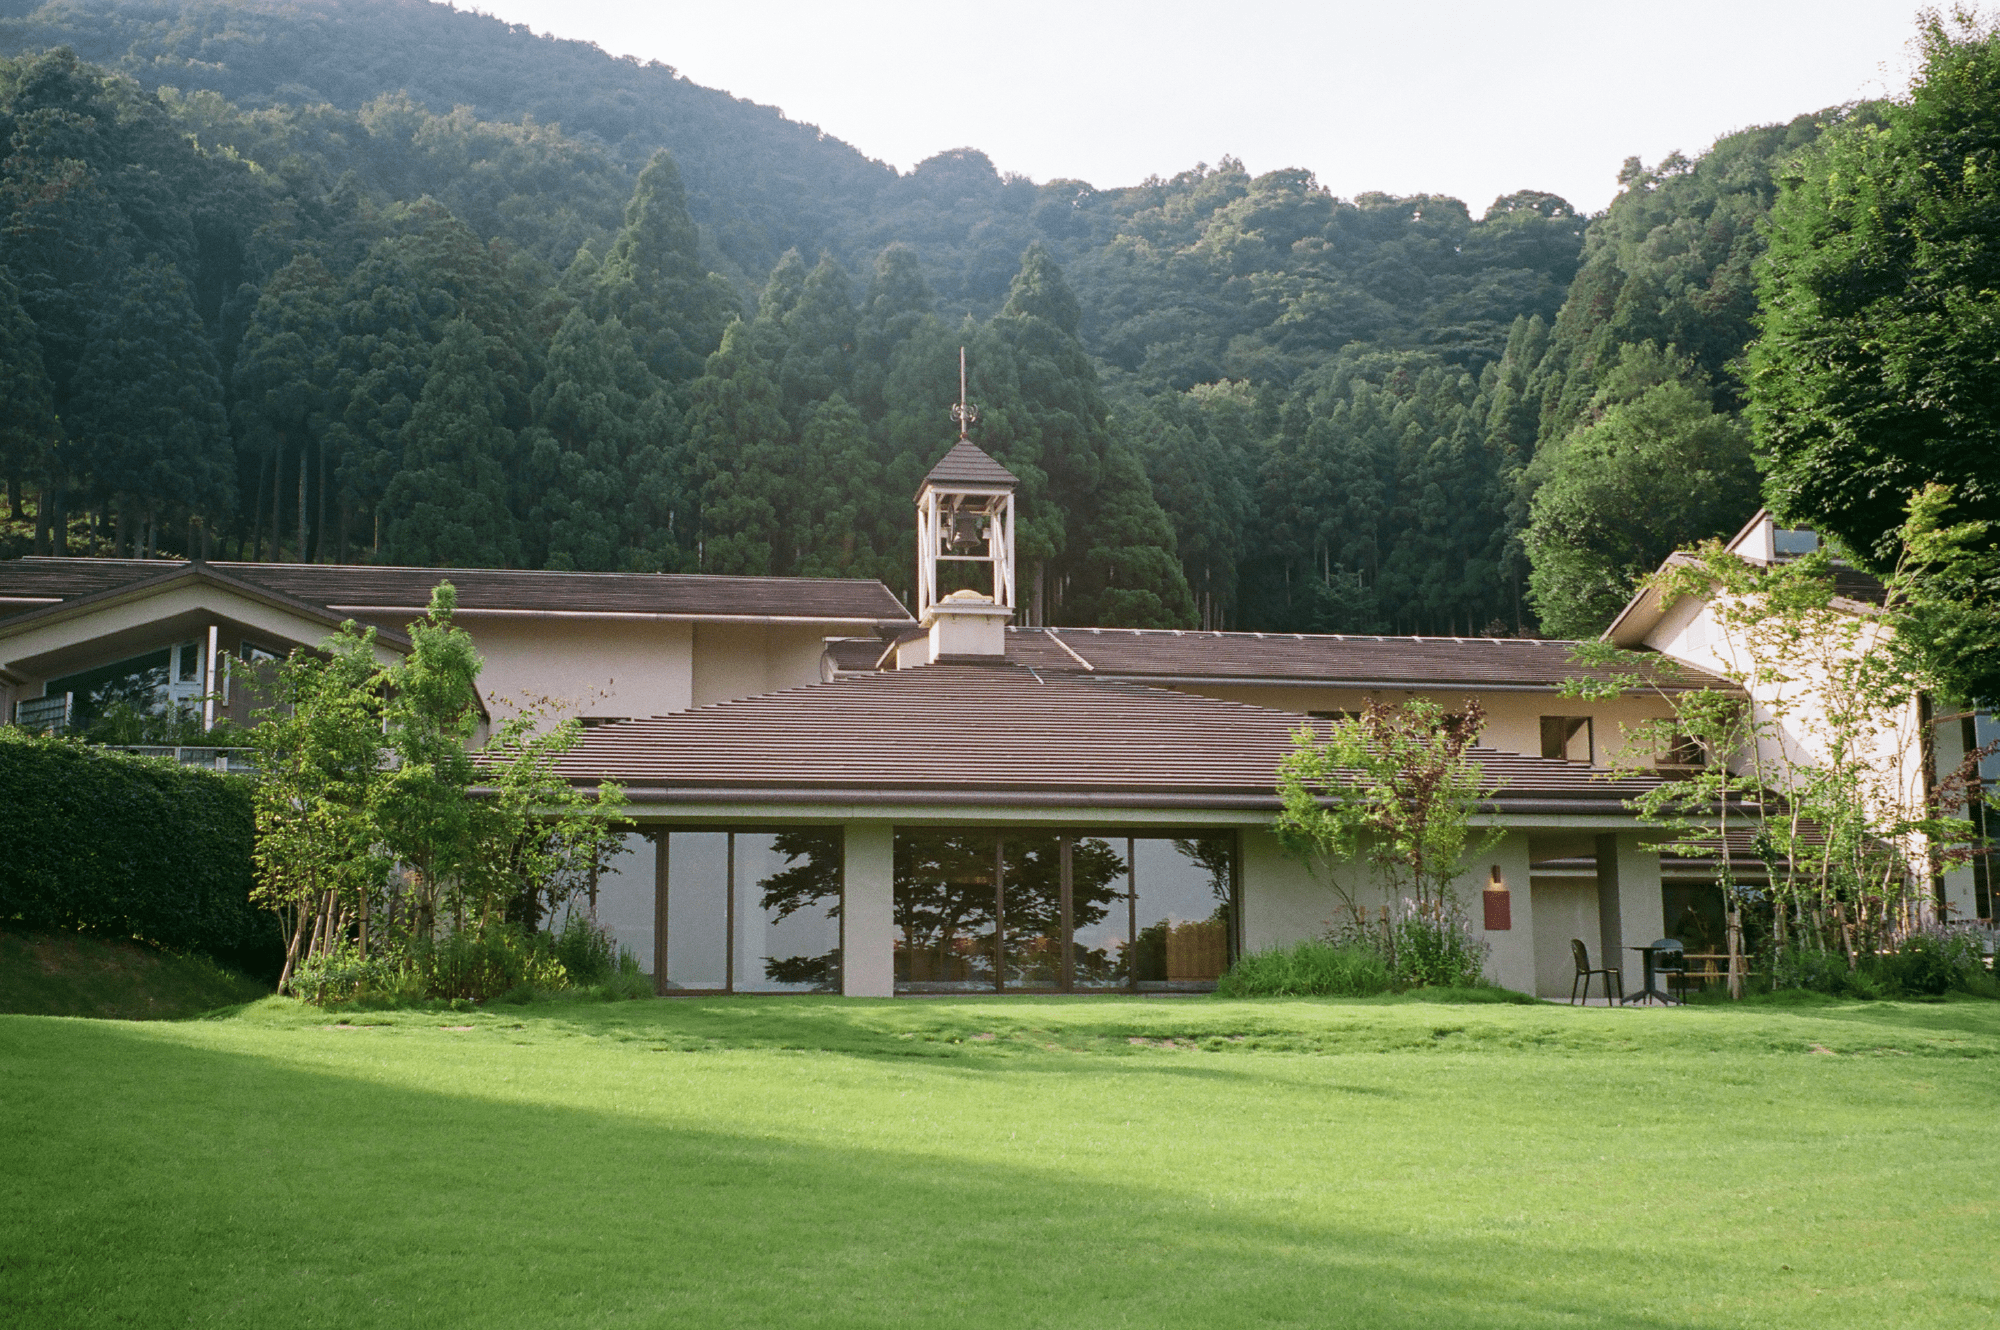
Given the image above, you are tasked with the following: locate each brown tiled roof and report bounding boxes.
[0,560,412,650]
[557,661,1672,812]
[1000,627,1727,692]
[921,440,1017,491]
[0,558,912,623]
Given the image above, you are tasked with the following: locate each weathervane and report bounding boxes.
[950,345,978,439]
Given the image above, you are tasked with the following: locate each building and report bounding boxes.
[8,443,1982,1000]
[1605,509,1997,927]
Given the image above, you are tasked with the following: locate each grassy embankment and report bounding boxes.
[0,930,268,1019]
[2,993,1995,1328]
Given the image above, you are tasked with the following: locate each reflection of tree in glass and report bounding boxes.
[90,663,169,718]
[1073,838,1129,984]
[1002,836,1126,985]
[895,831,1000,983]
[1171,835,1234,910]
[757,829,841,989]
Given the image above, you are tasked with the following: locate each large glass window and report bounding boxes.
[735,831,842,993]
[1069,838,1133,991]
[659,829,841,993]
[1130,837,1235,991]
[894,830,1236,994]
[1002,833,1063,990]
[894,831,1001,992]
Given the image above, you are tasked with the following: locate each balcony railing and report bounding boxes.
[13,693,72,736]
[101,745,258,773]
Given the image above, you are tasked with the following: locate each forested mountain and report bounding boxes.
[0,0,1873,633]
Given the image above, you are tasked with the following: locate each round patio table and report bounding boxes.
[1624,944,1683,1006]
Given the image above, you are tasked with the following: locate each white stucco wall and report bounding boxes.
[406,616,695,722]
[1237,825,1539,994]
[1530,877,1603,998]
[1169,683,1677,766]
[692,623,834,708]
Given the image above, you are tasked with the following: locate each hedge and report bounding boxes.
[0,731,279,978]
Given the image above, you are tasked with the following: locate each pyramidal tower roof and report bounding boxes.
[921,440,1018,491]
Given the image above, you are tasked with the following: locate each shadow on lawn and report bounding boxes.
[2,1017,1713,1330]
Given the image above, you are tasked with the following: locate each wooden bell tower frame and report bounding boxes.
[915,349,1017,620]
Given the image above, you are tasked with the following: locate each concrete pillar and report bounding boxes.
[1596,832,1663,983]
[842,821,895,997]
[1471,830,1535,994]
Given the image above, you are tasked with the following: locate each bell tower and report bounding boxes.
[911,349,1017,660]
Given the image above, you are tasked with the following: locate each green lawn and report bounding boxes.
[2,994,1995,1328]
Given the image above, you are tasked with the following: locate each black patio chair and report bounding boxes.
[1569,938,1621,1006]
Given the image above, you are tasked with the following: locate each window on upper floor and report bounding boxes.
[1656,732,1709,774]
[1540,715,1593,764]
[1773,529,1821,558]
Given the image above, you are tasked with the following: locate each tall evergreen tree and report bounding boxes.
[71,255,234,553]
[380,317,522,567]
[232,253,338,561]
[593,151,737,389]
[0,264,57,522]
[526,308,682,571]
[976,244,1193,626]
[791,394,900,583]
[852,244,936,423]
[1125,383,1255,630]
[776,254,858,426]
[685,320,793,575]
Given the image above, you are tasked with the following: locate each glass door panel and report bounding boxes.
[735,831,843,992]
[663,831,728,990]
[1069,836,1131,990]
[1001,833,1063,990]
[894,830,1000,991]
[1131,836,1234,990]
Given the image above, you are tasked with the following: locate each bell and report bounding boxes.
[948,511,985,554]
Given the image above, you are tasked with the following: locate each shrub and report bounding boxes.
[1771,946,1858,996]
[291,940,421,1006]
[1389,913,1489,989]
[413,924,567,1002]
[0,731,277,977]
[1218,941,1394,997]
[552,911,616,986]
[596,949,651,1001]
[1878,927,1990,997]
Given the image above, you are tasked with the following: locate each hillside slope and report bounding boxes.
[0,931,270,1018]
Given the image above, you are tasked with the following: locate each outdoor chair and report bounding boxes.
[1568,939,1621,1006]
[1650,939,1688,1004]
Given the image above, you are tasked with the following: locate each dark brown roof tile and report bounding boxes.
[0,558,912,623]
[921,440,1017,491]
[557,662,1670,811]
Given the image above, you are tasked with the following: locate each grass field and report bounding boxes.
[2,992,1996,1328]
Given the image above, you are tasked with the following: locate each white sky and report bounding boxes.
[468,0,1929,214]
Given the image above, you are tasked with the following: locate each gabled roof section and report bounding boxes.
[0,558,913,624]
[556,661,1674,812]
[920,440,1018,492]
[1603,528,1890,649]
[0,560,413,651]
